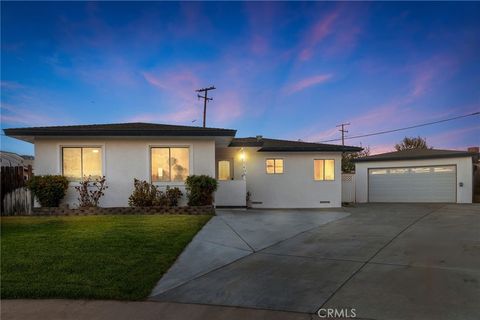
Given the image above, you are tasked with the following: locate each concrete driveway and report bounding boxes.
[151,204,480,320]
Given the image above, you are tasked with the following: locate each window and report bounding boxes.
[218,160,231,180]
[314,159,335,181]
[266,158,284,174]
[151,147,189,182]
[62,147,102,181]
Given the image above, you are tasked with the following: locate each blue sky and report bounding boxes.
[1,1,479,156]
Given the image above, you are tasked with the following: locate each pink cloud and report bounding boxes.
[137,69,245,126]
[250,35,269,55]
[301,127,340,143]
[369,143,395,155]
[0,103,61,126]
[298,11,339,61]
[427,125,480,149]
[284,74,333,95]
[128,107,200,124]
[244,2,284,56]
[209,91,244,124]
[410,69,435,98]
[143,70,200,93]
[406,53,460,99]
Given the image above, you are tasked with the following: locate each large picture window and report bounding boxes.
[151,147,189,182]
[314,159,335,181]
[62,147,102,181]
[266,158,284,174]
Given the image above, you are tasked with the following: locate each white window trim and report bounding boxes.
[57,143,106,185]
[313,159,336,181]
[148,144,193,186]
[265,158,285,175]
[217,158,234,181]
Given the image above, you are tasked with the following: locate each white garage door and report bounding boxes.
[368,166,456,203]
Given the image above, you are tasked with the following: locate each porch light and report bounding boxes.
[240,151,246,161]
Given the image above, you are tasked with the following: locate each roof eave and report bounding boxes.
[258,147,362,152]
[354,152,474,163]
[4,129,237,138]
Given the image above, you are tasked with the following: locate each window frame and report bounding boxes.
[217,159,233,181]
[313,159,335,181]
[265,158,284,175]
[60,146,104,182]
[149,145,191,184]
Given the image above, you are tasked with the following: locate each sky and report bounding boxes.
[1,1,479,156]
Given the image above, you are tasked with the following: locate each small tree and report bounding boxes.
[185,175,218,206]
[394,136,431,151]
[27,175,69,207]
[75,176,108,207]
[342,147,370,173]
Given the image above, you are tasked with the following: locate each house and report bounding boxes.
[4,123,361,208]
[354,149,476,203]
[0,151,34,168]
[0,151,34,178]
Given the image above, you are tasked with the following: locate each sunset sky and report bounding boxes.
[1,2,479,155]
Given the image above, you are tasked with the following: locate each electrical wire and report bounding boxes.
[320,111,480,143]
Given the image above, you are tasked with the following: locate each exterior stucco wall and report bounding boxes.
[216,147,343,208]
[355,157,473,203]
[34,137,216,207]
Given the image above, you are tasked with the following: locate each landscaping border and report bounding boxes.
[31,205,214,216]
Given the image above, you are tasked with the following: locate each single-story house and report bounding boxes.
[354,149,476,203]
[4,123,361,208]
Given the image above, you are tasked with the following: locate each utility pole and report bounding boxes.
[196,86,216,127]
[336,122,350,146]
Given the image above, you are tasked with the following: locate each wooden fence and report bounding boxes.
[1,165,33,215]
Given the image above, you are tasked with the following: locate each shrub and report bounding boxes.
[185,175,218,206]
[128,179,159,207]
[27,175,69,207]
[128,180,182,207]
[75,176,108,207]
[165,186,183,207]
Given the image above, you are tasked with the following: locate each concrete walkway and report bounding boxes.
[151,208,349,296]
[152,204,480,319]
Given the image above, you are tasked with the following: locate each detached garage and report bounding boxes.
[354,149,475,203]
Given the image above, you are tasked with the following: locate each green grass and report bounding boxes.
[1,214,212,300]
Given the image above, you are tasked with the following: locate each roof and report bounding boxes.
[230,137,362,152]
[0,151,32,167]
[3,122,237,141]
[354,148,475,162]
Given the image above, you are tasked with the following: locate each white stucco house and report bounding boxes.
[354,149,475,203]
[4,123,361,208]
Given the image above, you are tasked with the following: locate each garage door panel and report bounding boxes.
[368,166,456,203]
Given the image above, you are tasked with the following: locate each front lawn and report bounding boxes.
[1,214,211,300]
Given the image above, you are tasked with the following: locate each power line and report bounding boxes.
[320,111,480,143]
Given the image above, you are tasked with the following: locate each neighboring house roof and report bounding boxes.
[230,137,362,152]
[0,151,34,167]
[354,149,475,162]
[3,122,237,142]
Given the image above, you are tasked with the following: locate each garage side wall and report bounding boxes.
[355,157,473,204]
